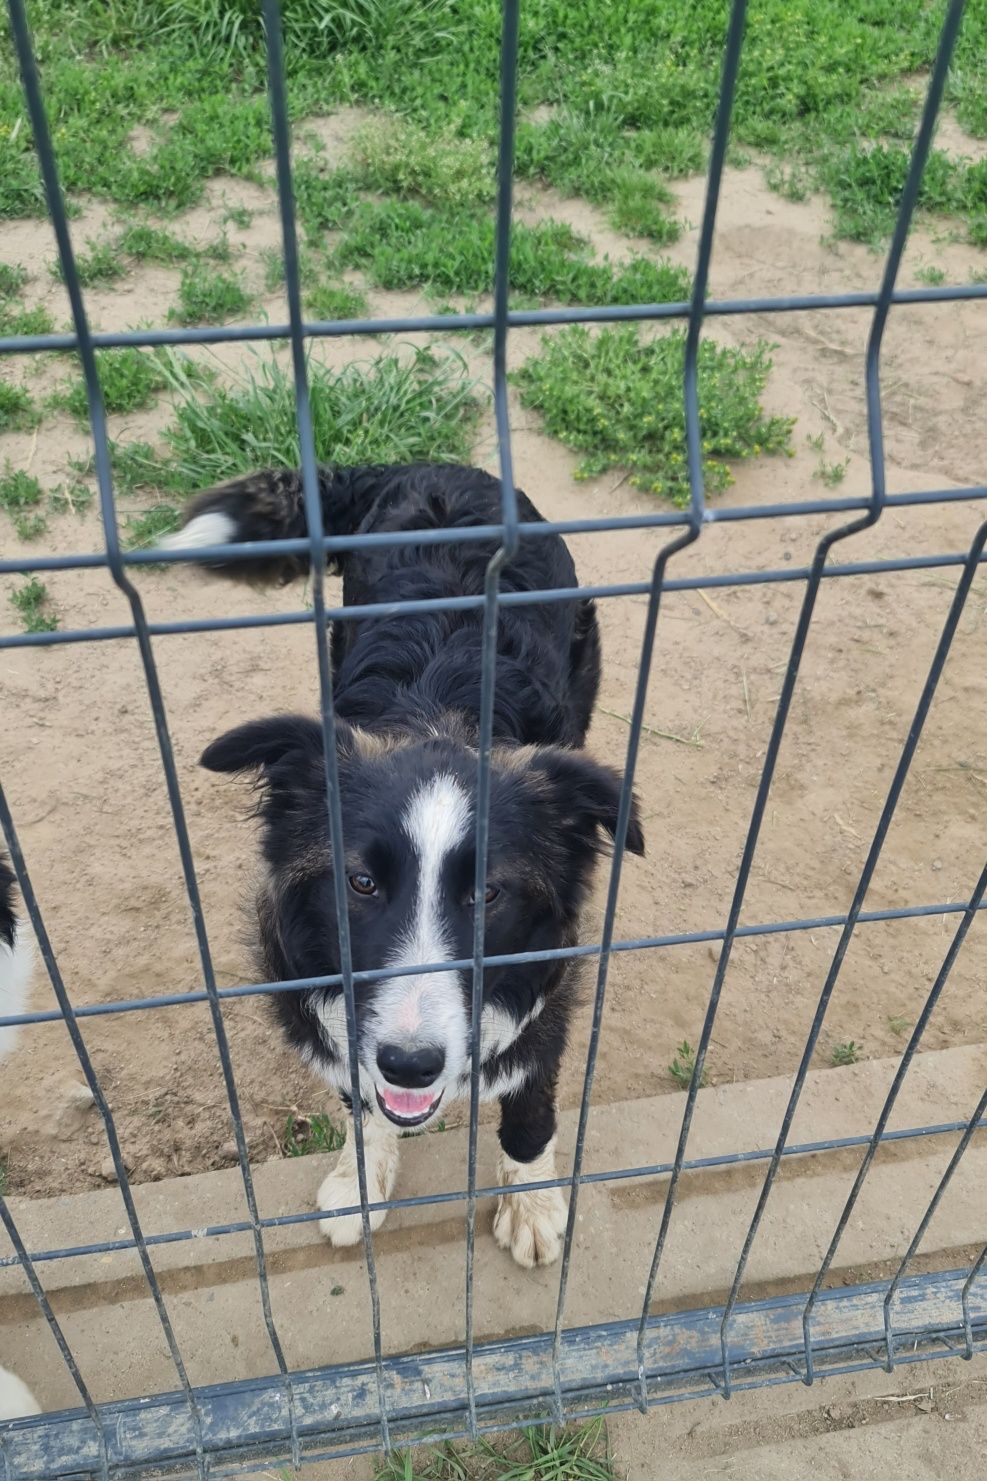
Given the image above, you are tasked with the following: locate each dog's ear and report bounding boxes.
[200,715,326,775]
[529,749,645,856]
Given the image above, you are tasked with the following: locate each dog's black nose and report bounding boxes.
[376,1043,445,1089]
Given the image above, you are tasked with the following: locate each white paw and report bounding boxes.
[316,1168,386,1247]
[493,1184,568,1269]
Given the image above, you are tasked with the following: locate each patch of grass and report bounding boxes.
[0,382,41,434]
[135,346,480,494]
[0,263,29,298]
[514,325,793,506]
[168,263,253,324]
[830,1041,862,1067]
[607,169,680,244]
[52,347,168,422]
[49,481,96,517]
[915,263,947,287]
[222,203,254,230]
[375,1420,612,1480]
[813,457,849,487]
[9,577,58,634]
[116,223,199,266]
[284,1112,346,1157]
[350,116,494,207]
[306,280,369,321]
[0,466,49,539]
[53,238,125,288]
[668,1040,707,1091]
[125,503,182,549]
[332,199,689,305]
[0,303,57,336]
[887,1014,912,1037]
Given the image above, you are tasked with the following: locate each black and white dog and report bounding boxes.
[0,853,41,1420]
[164,465,643,1267]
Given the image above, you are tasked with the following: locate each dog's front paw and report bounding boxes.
[317,1167,386,1246]
[316,1119,399,1248]
[493,1182,568,1268]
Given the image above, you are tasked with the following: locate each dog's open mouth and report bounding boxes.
[375,1084,444,1127]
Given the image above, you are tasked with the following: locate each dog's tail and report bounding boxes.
[159,465,384,584]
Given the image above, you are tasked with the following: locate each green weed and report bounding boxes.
[668,1040,707,1091]
[53,239,125,288]
[375,1419,612,1480]
[514,325,793,506]
[0,383,40,434]
[0,263,29,298]
[0,468,47,538]
[831,1041,862,1067]
[887,1014,912,1036]
[284,1112,346,1157]
[0,303,56,336]
[169,263,253,324]
[222,203,254,230]
[52,347,168,422]
[9,577,58,634]
[307,280,369,320]
[350,116,494,207]
[136,346,479,493]
[813,457,849,487]
[915,263,947,286]
[116,223,200,266]
[332,199,689,305]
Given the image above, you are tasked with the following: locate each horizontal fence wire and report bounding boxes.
[2,0,986,1472]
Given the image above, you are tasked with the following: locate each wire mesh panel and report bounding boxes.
[1,0,985,1475]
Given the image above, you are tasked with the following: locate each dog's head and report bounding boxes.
[202,715,643,1126]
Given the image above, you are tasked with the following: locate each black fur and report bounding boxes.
[0,852,16,952]
[181,463,643,1190]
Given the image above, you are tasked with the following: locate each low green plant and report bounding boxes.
[9,577,58,633]
[668,1040,708,1090]
[814,457,849,487]
[514,325,793,506]
[374,1419,613,1480]
[53,238,124,288]
[168,263,253,324]
[53,348,168,422]
[830,1040,862,1067]
[350,116,494,207]
[0,383,40,434]
[284,1112,346,1156]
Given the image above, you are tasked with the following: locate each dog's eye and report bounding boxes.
[348,872,378,897]
[469,885,500,906]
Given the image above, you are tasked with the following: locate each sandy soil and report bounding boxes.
[1,121,985,1199]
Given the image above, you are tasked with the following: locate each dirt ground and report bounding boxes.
[1,120,986,1199]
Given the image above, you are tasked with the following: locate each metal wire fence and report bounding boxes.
[1,0,985,1474]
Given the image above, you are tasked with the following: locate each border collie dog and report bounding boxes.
[0,852,41,1420]
[164,465,643,1267]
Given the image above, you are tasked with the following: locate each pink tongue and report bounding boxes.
[381,1086,436,1117]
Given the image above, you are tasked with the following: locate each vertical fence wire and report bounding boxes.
[801,853,987,1381]
[550,0,755,1424]
[463,0,522,1440]
[7,0,321,1459]
[962,1243,987,1359]
[0,790,203,1479]
[259,0,390,1452]
[0,1195,108,1481]
[883,1083,987,1370]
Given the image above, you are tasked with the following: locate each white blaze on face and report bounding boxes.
[370,773,471,1081]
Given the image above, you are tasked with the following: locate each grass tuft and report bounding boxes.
[668,1040,708,1091]
[0,383,41,434]
[374,1419,612,1480]
[53,238,125,288]
[284,1113,346,1157]
[0,468,47,539]
[169,263,253,324]
[351,116,494,207]
[52,348,169,422]
[514,325,793,506]
[9,577,58,633]
[830,1041,862,1067]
